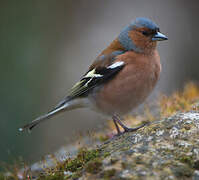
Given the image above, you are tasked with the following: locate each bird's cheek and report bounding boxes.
[129,31,143,48]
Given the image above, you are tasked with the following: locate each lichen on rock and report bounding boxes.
[32,107,199,180]
[96,109,199,179]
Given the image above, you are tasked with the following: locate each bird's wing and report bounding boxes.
[53,52,125,108]
[67,61,125,100]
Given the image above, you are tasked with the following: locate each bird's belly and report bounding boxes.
[90,63,160,116]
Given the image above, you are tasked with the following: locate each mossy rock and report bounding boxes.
[3,107,199,179]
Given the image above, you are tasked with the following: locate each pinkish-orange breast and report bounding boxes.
[90,50,161,116]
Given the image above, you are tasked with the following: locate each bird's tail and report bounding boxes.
[19,98,88,132]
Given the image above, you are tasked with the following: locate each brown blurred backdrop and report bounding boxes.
[0,0,199,167]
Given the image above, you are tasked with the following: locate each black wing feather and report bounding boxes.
[52,61,125,112]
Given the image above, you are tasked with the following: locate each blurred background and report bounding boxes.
[0,0,199,169]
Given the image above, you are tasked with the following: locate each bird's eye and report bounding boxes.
[142,31,150,36]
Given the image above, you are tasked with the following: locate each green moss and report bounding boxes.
[70,172,81,179]
[85,158,102,173]
[39,175,64,180]
[178,155,194,167]
[36,147,104,179]
[102,169,116,178]
[32,148,103,180]
[103,152,111,158]
[65,159,82,172]
[64,148,101,172]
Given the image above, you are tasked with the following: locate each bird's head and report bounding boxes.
[118,17,168,54]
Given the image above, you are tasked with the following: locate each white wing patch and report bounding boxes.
[108,61,124,69]
[84,61,124,79]
[84,69,103,78]
[85,78,93,87]
[68,61,125,99]
[83,69,103,87]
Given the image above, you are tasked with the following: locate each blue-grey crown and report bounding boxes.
[118,17,159,53]
[133,17,159,30]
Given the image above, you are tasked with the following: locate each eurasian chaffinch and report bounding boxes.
[19,17,168,135]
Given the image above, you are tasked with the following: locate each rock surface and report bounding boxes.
[78,107,199,179]
[4,107,199,180]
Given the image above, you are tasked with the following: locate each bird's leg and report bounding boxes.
[112,118,122,135]
[113,114,147,133]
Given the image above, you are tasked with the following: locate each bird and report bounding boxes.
[19,17,168,135]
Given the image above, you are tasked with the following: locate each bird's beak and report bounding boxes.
[152,32,168,41]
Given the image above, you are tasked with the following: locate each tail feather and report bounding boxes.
[19,98,89,132]
[19,104,67,132]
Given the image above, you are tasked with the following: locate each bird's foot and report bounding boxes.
[112,115,148,136]
[122,123,147,133]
